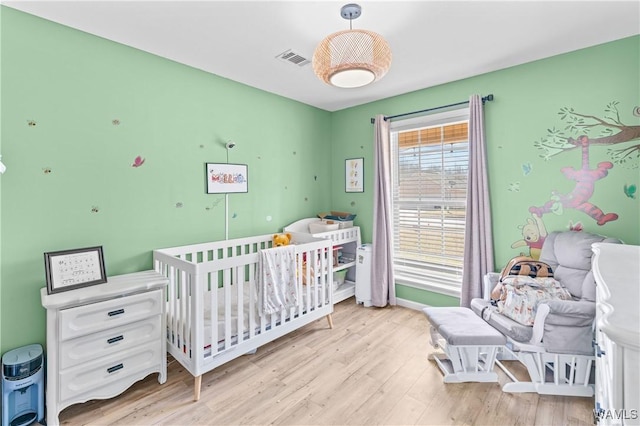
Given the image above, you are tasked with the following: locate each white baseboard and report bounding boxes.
[395,297,430,311]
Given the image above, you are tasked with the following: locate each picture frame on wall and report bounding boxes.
[205,163,249,194]
[44,246,107,295]
[345,157,364,193]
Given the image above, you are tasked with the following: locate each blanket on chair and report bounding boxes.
[258,245,298,315]
[496,276,572,326]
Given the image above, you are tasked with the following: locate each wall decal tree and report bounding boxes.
[533,102,640,168]
[528,102,639,226]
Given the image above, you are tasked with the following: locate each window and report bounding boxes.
[390,108,469,297]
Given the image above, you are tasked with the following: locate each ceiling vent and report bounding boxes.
[276,49,310,67]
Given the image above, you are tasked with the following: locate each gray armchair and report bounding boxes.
[471,230,621,396]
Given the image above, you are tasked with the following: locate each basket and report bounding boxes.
[333,269,347,287]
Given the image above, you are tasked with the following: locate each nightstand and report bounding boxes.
[40,270,168,426]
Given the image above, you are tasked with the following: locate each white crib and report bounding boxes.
[153,233,334,400]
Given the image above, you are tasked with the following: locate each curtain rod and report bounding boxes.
[370,94,494,124]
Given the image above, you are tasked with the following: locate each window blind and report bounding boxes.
[391,111,469,296]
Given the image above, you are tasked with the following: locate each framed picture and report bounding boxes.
[44,246,107,295]
[206,163,248,194]
[345,158,364,193]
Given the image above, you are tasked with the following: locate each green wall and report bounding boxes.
[1,6,638,354]
[0,8,331,353]
[330,35,640,303]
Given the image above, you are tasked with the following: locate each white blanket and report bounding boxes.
[497,276,572,326]
[258,245,298,314]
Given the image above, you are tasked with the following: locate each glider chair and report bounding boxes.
[471,231,621,397]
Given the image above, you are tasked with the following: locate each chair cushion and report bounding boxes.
[540,231,621,300]
[544,300,595,326]
[423,307,506,346]
[470,299,533,343]
[543,322,595,355]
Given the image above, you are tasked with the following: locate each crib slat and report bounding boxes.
[167,265,175,348]
[317,247,326,308]
[312,248,318,310]
[300,251,308,316]
[237,265,244,344]
[210,271,218,357]
[224,268,232,350]
[173,266,181,351]
[181,269,190,356]
[174,267,183,352]
[192,267,206,366]
[249,259,256,339]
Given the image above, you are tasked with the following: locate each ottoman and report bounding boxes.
[423,307,506,383]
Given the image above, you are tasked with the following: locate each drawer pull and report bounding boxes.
[107,363,124,374]
[108,308,125,317]
[107,335,124,344]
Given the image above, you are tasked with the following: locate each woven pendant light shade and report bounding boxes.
[313,4,392,88]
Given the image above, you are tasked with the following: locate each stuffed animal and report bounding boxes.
[273,233,292,247]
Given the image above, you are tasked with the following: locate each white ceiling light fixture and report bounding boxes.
[313,3,392,89]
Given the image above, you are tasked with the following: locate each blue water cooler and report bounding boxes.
[1,344,45,426]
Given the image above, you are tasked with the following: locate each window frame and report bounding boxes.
[390,107,470,298]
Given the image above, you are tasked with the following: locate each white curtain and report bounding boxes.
[460,95,494,307]
[372,115,396,307]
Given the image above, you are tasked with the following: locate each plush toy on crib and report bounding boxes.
[273,233,292,247]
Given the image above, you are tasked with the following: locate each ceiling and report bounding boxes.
[3,1,639,112]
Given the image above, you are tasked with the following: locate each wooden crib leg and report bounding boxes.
[326,314,334,329]
[194,375,202,401]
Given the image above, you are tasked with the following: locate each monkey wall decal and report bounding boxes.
[529,135,618,225]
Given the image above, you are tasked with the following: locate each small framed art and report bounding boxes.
[345,157,364,193]
[44,246,107,294]
[206,163,248,194]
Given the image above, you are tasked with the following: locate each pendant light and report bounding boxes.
[313,3,392,88]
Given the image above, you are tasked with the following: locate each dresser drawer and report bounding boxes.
[59,340,162,403]
[59,290,162,340]
[59,315,162,370]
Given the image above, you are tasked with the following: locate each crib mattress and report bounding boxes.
[169,283,328,357]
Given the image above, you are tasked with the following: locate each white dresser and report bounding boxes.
[592,243,640,425]
[40,270,168,426]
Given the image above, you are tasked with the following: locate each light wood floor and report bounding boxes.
[59,299,594,425]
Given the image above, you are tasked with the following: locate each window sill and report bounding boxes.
[395,276,461,298]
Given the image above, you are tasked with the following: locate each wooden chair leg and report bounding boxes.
[194,375,202,401]
[326,314,334,329]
